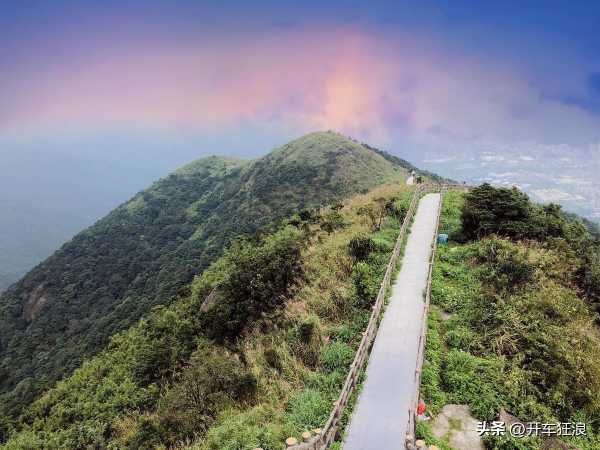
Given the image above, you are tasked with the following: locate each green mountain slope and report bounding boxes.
[418,186,600,450]
[0,131,407,418]
[0,177,416,449]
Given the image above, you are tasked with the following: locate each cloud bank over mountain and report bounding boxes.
[1,0,600,235]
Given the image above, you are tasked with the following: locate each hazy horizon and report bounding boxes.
[2,0,600,287]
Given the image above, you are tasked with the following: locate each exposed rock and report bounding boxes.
[431,404,484,450]
[200,288,222,312]
[440,311,453,321]
[22,284,50,322]
[498,409,524,428]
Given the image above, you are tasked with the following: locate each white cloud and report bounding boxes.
[533,188,585,203]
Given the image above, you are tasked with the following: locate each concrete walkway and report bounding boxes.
[343,193,441,450]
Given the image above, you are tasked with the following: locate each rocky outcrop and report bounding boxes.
[22,284,50,322]
[200,288,222,312]
[431,404,484,450]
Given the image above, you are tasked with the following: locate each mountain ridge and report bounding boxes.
[0,130,411,418]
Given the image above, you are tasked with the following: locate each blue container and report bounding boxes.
[437,234,449,245]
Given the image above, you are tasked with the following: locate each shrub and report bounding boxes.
[475,238,535,292]
[384,198,407,221]
[319,290,354,322]
[584,247,600,312]
[348,235,375,261]
[158,341,256,442]
[461,184,542,240]
[0,415,13,444]
[357,198,390,230]
[320,210,347,233]
[286,388,331,430]
[330,324,353,344]
[121,416,165,450]
[328,310,369,346]
[263,347,283,372]
[439,190,464,240]
[421,312,446,415]
[371,236,394,253]
[298,317,318,345]
[442,350,503,420]
[483,434,541,450]
[460,184,589,246]
[305,371,345,397]
[0,429,45,450]
[298,209,320,223]
[291,317,322,368]
[351,262,379,308]
[204,227,304,340]
[415,422,453,450]
[445,326,473,351]
[199,406,295,450]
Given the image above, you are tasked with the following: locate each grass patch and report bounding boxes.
[186,185,416,449]
[420,190,600,450]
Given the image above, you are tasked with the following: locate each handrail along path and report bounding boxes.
[286,184,444,450]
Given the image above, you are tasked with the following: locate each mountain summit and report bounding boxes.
[0,131,412,416]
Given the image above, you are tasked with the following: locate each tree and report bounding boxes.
[204,227,304,340]
[159,342,256,439]
[461,184,541,240]
[348,235,375,261]
[320,210,347,233]
[357,198,388,231]
[584,248,600,314]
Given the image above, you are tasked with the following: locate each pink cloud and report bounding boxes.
[3,26,600,146]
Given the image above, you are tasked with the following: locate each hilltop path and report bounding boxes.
[343,193,441,450]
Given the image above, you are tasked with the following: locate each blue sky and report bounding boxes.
[1,0,600,281]
[3,1,600,141]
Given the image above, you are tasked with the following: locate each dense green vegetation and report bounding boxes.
[419,187,600,450]
[201,227,304,341]
[357,140,453,183]
[192,187,414,450]
[0,227,301,449]
[461,183,600,315]
[461,183,585,242]
[1,182,414,449]
[0,131,407,420]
